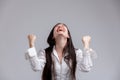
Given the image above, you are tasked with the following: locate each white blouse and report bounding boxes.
[25,46,97,80]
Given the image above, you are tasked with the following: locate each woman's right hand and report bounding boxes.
[28,34,36,48]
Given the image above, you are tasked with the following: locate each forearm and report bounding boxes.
[26,47,46,71]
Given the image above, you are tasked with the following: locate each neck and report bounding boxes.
[55,36,67,54]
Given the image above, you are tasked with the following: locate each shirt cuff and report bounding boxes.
[27,47,37,57]
[83,48,97,59]
[83,48,93,56]
[84,48,93,53]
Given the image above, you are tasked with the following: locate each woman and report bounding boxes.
[25,23,96,80]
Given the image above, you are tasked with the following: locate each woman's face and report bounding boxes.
[53,24,69,39]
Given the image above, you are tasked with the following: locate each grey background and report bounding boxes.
[0,0,120,80]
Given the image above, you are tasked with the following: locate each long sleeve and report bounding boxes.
[25,47,46,71]
[76,48,97,72]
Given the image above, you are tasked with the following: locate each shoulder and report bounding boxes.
[75,48,83,58]
[75,48,82,54]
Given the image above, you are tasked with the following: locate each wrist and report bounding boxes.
[29,42,35,48]
[84,46,90,49]
[84,43,90,49]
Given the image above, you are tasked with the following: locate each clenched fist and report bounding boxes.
[28,34,36,48]
[82,35,91,49]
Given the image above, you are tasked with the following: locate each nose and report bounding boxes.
[58,25,64,29]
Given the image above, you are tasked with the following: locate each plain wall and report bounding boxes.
[0,0,120,80]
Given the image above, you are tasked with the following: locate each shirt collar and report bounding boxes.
[53,46,59,60]
[52,46,69,58]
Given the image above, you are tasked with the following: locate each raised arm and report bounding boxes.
[25,34,46,71]
[76,35,96,72]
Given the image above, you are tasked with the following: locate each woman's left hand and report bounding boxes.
[82,35,91,49]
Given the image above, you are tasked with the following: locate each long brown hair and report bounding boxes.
[42,23,76,80]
